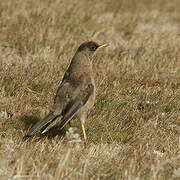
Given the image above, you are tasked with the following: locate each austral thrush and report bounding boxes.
[23,41,108,144]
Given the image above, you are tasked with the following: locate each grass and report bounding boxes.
[0,0,180,179]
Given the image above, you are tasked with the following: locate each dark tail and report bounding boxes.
[23,112,57,140]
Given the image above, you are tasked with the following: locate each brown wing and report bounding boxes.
[24,71,93,138]
[58,83,94,128]
[42,83,94,133]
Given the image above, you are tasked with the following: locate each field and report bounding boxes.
[0,0,180,179]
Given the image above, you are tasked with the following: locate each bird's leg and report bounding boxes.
[81,120,87,145]
[68,121,71,128]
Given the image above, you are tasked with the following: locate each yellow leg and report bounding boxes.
[81,121,87,145]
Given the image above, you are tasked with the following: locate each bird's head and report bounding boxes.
[76,41,109,59]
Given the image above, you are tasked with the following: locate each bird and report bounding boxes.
[23,41,108,144]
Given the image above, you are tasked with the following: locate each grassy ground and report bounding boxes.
[0,0,180,179]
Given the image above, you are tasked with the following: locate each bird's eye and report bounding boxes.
[91,46,96,51]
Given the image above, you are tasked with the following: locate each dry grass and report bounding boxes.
[0,0,180,179]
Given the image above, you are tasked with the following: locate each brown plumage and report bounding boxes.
[23,41,108,144]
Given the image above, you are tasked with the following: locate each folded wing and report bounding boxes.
[23,77,94,139]
[42,84,94,133]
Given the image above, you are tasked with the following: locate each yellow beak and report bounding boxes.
[97,44,109,50]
